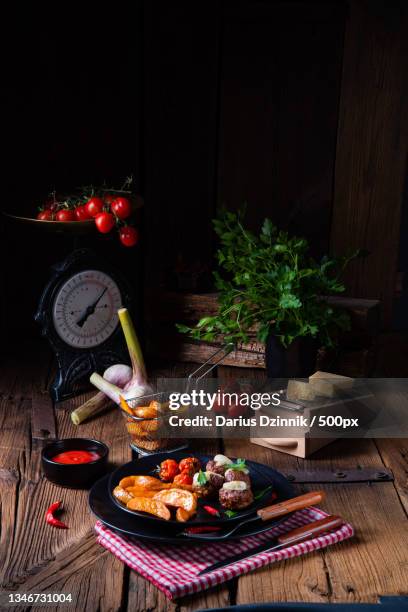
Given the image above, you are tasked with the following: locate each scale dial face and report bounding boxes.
[52,269,122,348]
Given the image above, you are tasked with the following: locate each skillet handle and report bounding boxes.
[257,490,325,521]
[277,515,344,546]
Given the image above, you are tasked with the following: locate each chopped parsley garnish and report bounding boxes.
[228,458,247,471]
[197,470,207,486]
[224,510,238,518]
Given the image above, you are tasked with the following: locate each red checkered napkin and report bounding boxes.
[95,507,353,600]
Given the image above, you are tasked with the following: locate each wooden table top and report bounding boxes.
[1,349,408,611]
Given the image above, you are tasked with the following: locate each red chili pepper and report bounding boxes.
[203,505,220,517]
[184,526,222,534]
[45,501,69,529]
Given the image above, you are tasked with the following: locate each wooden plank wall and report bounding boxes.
[217,1,346,258]
[143,0,346,282]
[143,0,408,330]
[1,1,407,348]
[331,0,408,325]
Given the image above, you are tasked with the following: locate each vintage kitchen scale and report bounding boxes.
[35,248,134,402]
[2,192,142,403]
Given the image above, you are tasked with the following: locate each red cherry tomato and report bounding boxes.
[178,457,201,475]
[44,199,56,210]
[119,225,139,247]
[37,210,54,221]
[95,211,115,233]
[56,209,76,222]
[85,196,104,218]
[74,205,90,221]
[173,470,193,486]
[111,196,132,220]
[159,459,180,482]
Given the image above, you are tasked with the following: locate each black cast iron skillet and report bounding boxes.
[107,451,293,526]
[89,471,296,544]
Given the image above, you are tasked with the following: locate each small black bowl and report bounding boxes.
[42,438,109,489]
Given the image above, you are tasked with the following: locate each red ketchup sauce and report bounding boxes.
[52,450,100,464]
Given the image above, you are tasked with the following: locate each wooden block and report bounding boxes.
[146,290,380,371]
[250,436,336,458]
[146,331,265,368]
[251,387,376,458]
[145,289,219,323]
[146,290,381,332]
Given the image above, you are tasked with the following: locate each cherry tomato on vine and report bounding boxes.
[95,211,115,233]
[119,225,138,247]
[44,199,57,211]
[74,205,90,221]
[103,193,117,206]
[85,196,104,218]
[111,196,131,220]
[56,209,76,222]
[37,209,54,221]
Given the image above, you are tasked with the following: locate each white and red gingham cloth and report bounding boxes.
[95,507,354,600]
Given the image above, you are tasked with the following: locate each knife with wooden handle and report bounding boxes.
[181,491,326,539]
[198,515,345,574]
[257,490,326,521]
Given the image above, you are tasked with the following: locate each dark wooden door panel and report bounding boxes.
[217,1,346,257]
[331,0,408,324]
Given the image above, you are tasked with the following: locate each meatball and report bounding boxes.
[206,460,227,476]
[192,471,217,499]
[194,484,216,499]
[207,471,224,490]
[219,487,254,510]
[224,468,251,486]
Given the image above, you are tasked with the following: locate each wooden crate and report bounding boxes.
[145,289,380,373]
[250,436,336,459]
[251,387,377,458]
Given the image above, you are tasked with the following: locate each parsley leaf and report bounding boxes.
[177,208,362,348]
[197,470,207,486]
[228,458,247,471]
[224,510,238,518]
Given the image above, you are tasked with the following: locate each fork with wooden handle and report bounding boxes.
[180,490,325,540]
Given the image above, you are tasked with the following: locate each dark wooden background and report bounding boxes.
[1,0,408,353]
